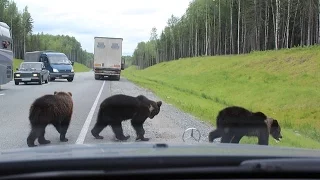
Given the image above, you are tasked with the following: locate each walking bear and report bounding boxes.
[27,91,73,147]
[208,106,282,145]
[91,94,162,141]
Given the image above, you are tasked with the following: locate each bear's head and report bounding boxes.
[270,119,282,141]
[148,101,162,119]
[54,91,73,97]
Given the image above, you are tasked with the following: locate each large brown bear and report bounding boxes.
[208,106,282,145]
[91,94,162,141]
[27,91,73,147]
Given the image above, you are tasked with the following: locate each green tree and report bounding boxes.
[0,0,92,67]
[131,0,320,69]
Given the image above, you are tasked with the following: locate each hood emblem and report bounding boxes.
[182,127,201,142]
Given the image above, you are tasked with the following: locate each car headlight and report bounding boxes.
[53,68,58,72]
[33,74,38,77]
[71,69,74,72]
[15,74,20,77]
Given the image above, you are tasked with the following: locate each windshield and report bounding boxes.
[48,55,71,65]
[19,63,42,71]
[0,0,320,164]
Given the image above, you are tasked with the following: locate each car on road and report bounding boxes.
[14,62,50,85]
[24,51,75,82]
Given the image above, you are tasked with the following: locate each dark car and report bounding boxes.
[14,62,50,85]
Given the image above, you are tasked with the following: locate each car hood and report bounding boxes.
[1,142,320,162]
[51,64,73,70]
[15,70,41,73]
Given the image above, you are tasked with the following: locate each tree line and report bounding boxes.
[0,0,93,67]
[132,0,320,69]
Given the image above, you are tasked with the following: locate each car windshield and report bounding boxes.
[19,63,42,70]
[1,0,320,169]
[48,55,71,65]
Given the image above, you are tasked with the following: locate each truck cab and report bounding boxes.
[0,21,13,86]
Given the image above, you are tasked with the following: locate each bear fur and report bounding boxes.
[91,94,162,141]
[27,91,73,147]
[208,106,282,145]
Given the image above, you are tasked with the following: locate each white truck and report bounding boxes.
[93,37,123,81]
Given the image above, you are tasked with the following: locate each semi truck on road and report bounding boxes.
[93,37,123,81]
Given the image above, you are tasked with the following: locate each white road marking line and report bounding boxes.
[75,81,105,144]
[0,93,4,96]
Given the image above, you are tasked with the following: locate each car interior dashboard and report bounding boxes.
[0,155,319,180]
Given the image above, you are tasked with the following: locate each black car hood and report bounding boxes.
[1,142,320,162]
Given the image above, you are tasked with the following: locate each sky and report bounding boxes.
[14,0,191,56]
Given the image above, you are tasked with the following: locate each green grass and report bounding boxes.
[72,62,91,72]
[13,59,23,72]
[13,59,90,72]
[123,45,320,149]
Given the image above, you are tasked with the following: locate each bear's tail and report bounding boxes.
[96,106,104,122]
[208,129,223,142]
[28,105,42,125]
[208,111,225,142]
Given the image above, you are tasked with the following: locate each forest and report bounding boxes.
[0,0,93,67]
[132,0,320,69]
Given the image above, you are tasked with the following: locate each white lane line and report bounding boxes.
[75,81,105,144]
[0,94,4,96]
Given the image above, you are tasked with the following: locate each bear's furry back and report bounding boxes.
[216,106,267,128]
[97,94,141,121]
[29,93,73,125]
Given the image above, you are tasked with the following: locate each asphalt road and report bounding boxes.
[0,72,213,150]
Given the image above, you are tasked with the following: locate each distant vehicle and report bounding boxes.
[0,22,13,86]
[24,51,74,82]
[14,62,50,85]
[93,37,123,81]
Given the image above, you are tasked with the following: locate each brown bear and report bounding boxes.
[208,106,282,145]
[91,94,162,141]
[27,91,73,147]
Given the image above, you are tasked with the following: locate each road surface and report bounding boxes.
[0,72,213,150]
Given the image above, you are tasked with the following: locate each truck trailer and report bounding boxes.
[93,37,123,81]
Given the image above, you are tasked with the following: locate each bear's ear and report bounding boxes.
[54,91,58,95]
[68,92,72,96]
[272,119,279,126]
[157,101,162,107]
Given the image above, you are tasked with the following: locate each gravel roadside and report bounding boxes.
[109,77,217,143]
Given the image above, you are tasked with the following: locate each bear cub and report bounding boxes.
[27,91,73,147]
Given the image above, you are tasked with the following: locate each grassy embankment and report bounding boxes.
[123,46,320,149]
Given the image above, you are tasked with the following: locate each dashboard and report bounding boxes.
[0,156,319,180]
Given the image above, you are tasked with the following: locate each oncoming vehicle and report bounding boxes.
[24,51,75,82]
[0,22,13,86]
[14,62,50,85]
